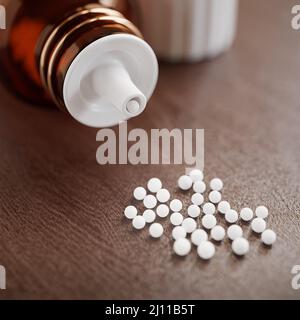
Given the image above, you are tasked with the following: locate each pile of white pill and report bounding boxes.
[123,170,277,260]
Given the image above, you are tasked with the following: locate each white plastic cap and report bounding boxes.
[63,34,158,127]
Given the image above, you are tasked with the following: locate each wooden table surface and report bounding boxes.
[1,0,300,300]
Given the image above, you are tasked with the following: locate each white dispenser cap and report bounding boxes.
[63,34,158,127]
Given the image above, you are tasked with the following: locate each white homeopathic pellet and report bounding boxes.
[189,169,203,182]
[170,199,183,212]
[147,178,162,193]
[156,188,171,203]
[191,229,208,246]
[227,224,243,240]
[225,209,239,223]
[172,226,187,240]
[170,212,184,226]
[187,204,201,218]
[217,201,230,214]
[255,206,269,219]
[132,215,146,230]
[261,229,277,245]
[210,178,223,191]
[191,193,204,206]
[193,180,206,193]
[182,217,197,233]
[202,202,216,215]
[178,175,193,191]
[133,187,147,200]
[149,223,164,238]
[201,214,217,230]
[143,194,157,209]
[240,207,254,222]
[173,238,191,256]
[197,241,215,260]
[232,237,249,256]
[251,217,266,233]
[211,225,226,241]
[208,190,222,204]
[143,209,156,223]
[156,204,170,218]
[124,205,138,219]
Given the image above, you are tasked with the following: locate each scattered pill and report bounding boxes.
[261,229,277,245]
[201,214,217,230]
[170,199,183,212]
[217,201,230,214]
[156,188,171,203]
[182,217,197,233]
[143,209,156,223]
[147,178,162,193]
[173,238,191,256]
[225,209,239,223]
[191,229,208,246]
[191,193,204,206]
[251,217,266,233]
[208,190,222,204]
[211,225,226,241]
[172,226,187,240]
[132,215,146,230]
[232,237,249,256]
[197,241,215,260]
[193,180,206,193]
[178,175,193,190]
[156,204,169,218]
[187,204,201,218]
[227,224,243,240]
[143,194,157,209]
[240,207,254,222]
[202,203,216,215]
[210,178,223,191]
[124,205,138,219]
[189,169,203,182]
[149,223,164,238]
[170,212,184,226]
[255,206,269,219]
[133,187,147,200]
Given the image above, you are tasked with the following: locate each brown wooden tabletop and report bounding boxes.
[1,0,300,299]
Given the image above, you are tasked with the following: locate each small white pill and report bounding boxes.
[217,201,230,214]
[202,203,216,215]
[172,226,187,240]
[182,217,197,233]
[208,190,222,204]
[201,214,217,230]
[170,212,184,226]
[156,188,171,203]
[143,209,156,223]
[170,199,183,212]
[211,225,226,241]
[132,215,146,230]
[173,238,191,256]
[191,193,204,206]
[147,178,162,193]
[178,175,193,190]
[225,209,239,223]
[227,224,243,240]
[251,217,266,233]
[210,178,223,191]
[133,187,147,200]
[191,229,208,246]
[189,169,203,182]
[232,237,249,256]
[261,229,277,245]
[124,205,138,219]
[149,223,164,238]
[187,204,201,218]
[197,241,215,260]
[156,204,169,218]
[143,194,157,209]
[240,207,254,222]
[193,180,206,193]
[255,206,269,219]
